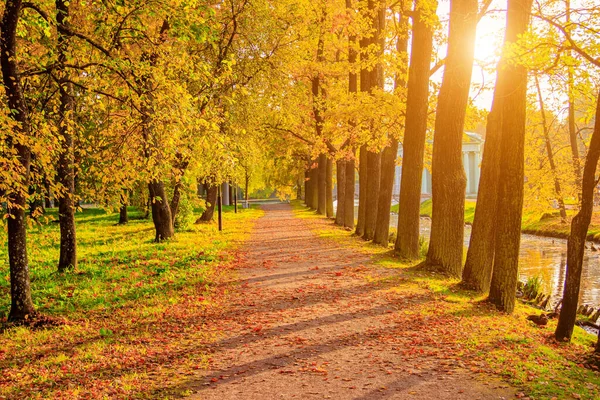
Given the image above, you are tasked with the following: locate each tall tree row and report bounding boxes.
[424,0,478,276]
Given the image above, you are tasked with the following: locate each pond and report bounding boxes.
[386,213,600,307]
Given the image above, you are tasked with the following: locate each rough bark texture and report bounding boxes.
[555,91,600,341]
[363,150,381,241]
[305,168,312,207]
[488,0,533,313]
[335,159,346,226]
[310,162,319,209]
[395,4,435,258]
[149,181,174,242]
[56,0,77,272]
[2,0,36,321]
[425,0,478,277]
[170,157,189,225]
[461,107,501,291]
[356,146,368,236]
[119,201,128,225]
[198,183,218,222]
[373,9,403,246]
[344,157,356,229]
[318,154,327,215]
[326,157,334,218]
[535,75,567,221]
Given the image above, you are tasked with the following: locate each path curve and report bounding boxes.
[189,204,515,400]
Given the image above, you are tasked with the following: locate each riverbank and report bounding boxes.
[393,199,600,243]
[294,200,600,400]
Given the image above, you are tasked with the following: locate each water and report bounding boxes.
[386,213,600,306]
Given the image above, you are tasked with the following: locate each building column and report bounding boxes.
[463,151,470,195]
[474,151,481,193]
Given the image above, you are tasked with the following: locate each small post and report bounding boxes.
[217,184,223,231]
[234,183,238,213]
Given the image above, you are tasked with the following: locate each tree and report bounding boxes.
[424,0,478,276]
[373,10,408,246]
[555,91,600,340]
[488,0,534,313]
[1,0,36,321]
[394,0,437,257]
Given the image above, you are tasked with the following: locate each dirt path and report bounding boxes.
[188,204,516,399]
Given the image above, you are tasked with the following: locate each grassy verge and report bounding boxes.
[292,200,600,400]
[394,199,600,242]
[391,199,477,223]
[0,205,262,399]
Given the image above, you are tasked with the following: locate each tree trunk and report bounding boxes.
[363,151,381,241]
[197,183,218,222]
[344,0,357,231]
[1,0,35,321]
[565,1,582,195]
[335,159,346,225]
[148,181,174,242]
[310,161,319,209]
[425,0,478,277]
[170,157,189,225]
[462,107,502,291]
[304,168,312,207]
[119,193,128,225]
[535,75,567,221]
[356,21,372,238]
[344,157,356,229]
[488,0,533,313]
[555,91,600,341]
[44,178,52,208]
[395,3,435,258]
[56,0,77,272]
[326,157,334,218]
[374,12,408,247]
[318,153,327,215]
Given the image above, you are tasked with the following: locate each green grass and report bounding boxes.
[293,200,600,400]
[0,205,263,398]
[391,199,477,223]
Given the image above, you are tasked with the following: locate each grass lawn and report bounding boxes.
[391,199,477,223]
[0,205,262,399]
[293,200,600,400]
[394,199,600,241]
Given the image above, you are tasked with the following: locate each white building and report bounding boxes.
[393,132,484,199]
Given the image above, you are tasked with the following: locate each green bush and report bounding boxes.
[174,191,196,231]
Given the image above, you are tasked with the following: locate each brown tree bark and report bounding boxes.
[488,0,534,313]
[326,156,334,218]
[555,91,600,341]
[197,183,218,222]
[56,0,77,272]
[461,106,502,291]
[374,12,409,246]
[344,0,357,231]
[335,159,347,225]
[425,0,478,277]
[148,181,174,242]
[344,157,356,229]
[170,156,190,225]
[535,74,567,221]
[356,24,372,238]
[304,168,312,207]
[363,151,381,241]
[395,2,436,258]
[2,0,36,321]
[318,153,327,215]
[310,161,319,209]
[565,1,582,194]
[119,193,128,225]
